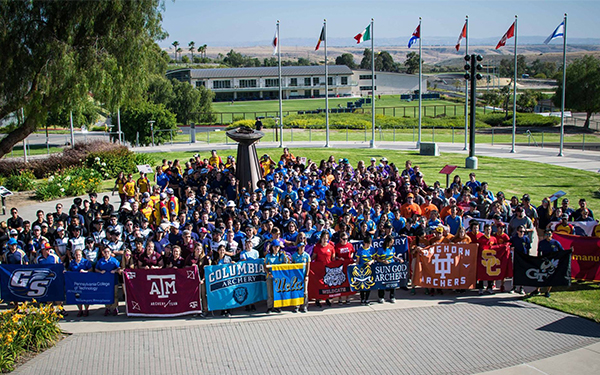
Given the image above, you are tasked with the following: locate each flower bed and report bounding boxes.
[35,167,103,201]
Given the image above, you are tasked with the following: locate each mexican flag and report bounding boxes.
[354,24,371,44]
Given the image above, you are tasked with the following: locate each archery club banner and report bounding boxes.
[352,236,410,263]
[270,263,307,308]
[123,266,201,317]
[308,260,354,300]
[413,243,478,289]
[204,259,267,311]
[347,262,409,291]
[513,250,572,287]
[65,271,115,305]
[476,244,513,281]
[553,233,600,282]
[0,264,65,302]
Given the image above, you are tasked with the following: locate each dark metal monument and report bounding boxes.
[226,126,264,191]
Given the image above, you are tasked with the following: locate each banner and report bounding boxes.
[123,266,201,317]
[551,221,598,237]
[308,260,354,300]
[65,272,115,305]
[0,264,65,302]
[513,250,572,287]
[413,243,478,289]
[282,244,314,259]
[476,244,513,281]
[351,236,410,262]
[204,259,267,311]
[553,233,600,281]
[270,263,306,308]
[347,262,409,291]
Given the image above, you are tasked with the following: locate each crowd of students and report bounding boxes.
[0,148,597,317]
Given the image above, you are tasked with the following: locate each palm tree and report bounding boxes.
[202,44,207,59]
[176,47,182,63]
[172,40,180,61]
[189,41,195,62]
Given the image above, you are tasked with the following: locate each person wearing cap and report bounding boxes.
[291,242,311,313]
[534,229,566,297]
[166,188,179,219]
[560,198,574,219]
[573,198,595,221]
[508,206,535,241]
[264,239,287,314]
[463,201,481,220]
[36,242,61,265]
[554,214,575,235]
[27,225,45,261]
[400,193,422,220]
[104,228,125,263]
[53,226,69,263]
[5,238,29,264]
[82,236,101,266]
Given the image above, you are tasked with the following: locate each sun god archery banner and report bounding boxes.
[347,262,409,291]
[413,243,478,289]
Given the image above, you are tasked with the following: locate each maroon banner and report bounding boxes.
[476,244,513,281]
[308,260,354,300]
[553,233,600,282]
[123,266,201,317]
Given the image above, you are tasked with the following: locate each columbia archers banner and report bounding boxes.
[65,272,115,305]
[513,250,572,287]
[476,244,513,281]
[552,233,599,281]
[347,262,409,291]
[308,260,354,300]
[270,263,307,308]
[0,264,65,302]
[123,266,201,317]
[413,244,478,289]
[204,259,267,311]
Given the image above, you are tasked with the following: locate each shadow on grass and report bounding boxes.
[548,281,600,293]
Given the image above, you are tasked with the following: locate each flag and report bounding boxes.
[272,28,278,56]
[354,24,371,44]
[544,21,565,44]
[408,24,420,48]
[455,21,467,51]
[316,25,325,50]
[495,22,515,49]
[413,244,478,289]
[513,250,572,287]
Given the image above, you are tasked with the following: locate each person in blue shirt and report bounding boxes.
[353,236,375,305]
[264,239,288,314]
[36,244,61,265]
[391,209,406,234]
[465,172,481,194]
[95,248,120,316]
[375,236,396,304]
[444,207,463,235]
[534,229,566,298]
[4,238,29,264]
[291,242,311,313]
[69,249,93,317]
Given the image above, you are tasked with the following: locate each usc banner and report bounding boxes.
[476,244,513,281]
[123,267,201,317]
[308,260,354,300]
[553,233,600,282]
[414,243,478,289]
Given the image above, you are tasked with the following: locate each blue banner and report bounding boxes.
[65,272,115,305]
[271,263,306,308]
[351,236,410,262]
[347,262,409,291]
[0,264,65,302]
[204,259,267,311]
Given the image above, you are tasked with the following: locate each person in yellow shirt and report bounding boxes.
[260,154,276,177]
[149,186,161,208]
[140,198,154,223]
[123,174,137,202]
[208,150,222,168]
[137,172,150,195]
[113,172,127,206]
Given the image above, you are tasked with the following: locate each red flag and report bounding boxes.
[554,232,600,282]
[308,259,354,299]
[495,22,515,50]
[272,28,278,56]
[455,22,467,51]
[476,244,513,281]
[315,25,325,51]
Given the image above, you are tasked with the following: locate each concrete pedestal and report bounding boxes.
[465,156,478,170]
[226,126,264,191]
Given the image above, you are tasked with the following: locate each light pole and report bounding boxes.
[148,120,155,147]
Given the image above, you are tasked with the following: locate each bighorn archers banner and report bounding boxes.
[204,259,267,311]
[308,259,354,300]
[65,271,115,305]
[553,233,600,281]
[476,244,513,281]
[0,264,65,302]
[347,262,409,291]
[270,263,307,308]
[123,266,201,317]
[513,250,572,287]
[413,243,478,289]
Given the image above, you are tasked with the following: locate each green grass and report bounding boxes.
[9,143,65,156]
[526,282,600,323]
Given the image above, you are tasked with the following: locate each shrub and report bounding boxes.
[87,147,138,178]
[480,112,560,127]
[35,167,102,201]
[4,170,36,191]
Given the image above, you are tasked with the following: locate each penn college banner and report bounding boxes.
[65,272,115,305]
[553,233,600,282]
[0,264,65,303]
[204,259,267,311]
[308,260,354,300]
[270,263,307,308]
[513,250,572,287]
[123,266,201,317]
[413,244,478,289]
[347,262,409,291]
[476,244,513,281]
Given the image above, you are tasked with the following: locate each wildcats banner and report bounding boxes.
[123,266,201,317]
[476,244,513,281]
[204,259,267,311]
[347,262,409,291]
[0,264,65,302]
[271,263,307,308]
[413,244,478,289]
[65,272,115,305]
[308,260,354,300]
[553,233,600,281]
[514,250,572,287]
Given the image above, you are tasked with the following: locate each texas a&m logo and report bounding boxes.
[148,274,177,298]
[9,269,57,298]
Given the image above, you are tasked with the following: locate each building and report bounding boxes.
[351,70,426,96]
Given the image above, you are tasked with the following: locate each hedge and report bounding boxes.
[479,112,560,127]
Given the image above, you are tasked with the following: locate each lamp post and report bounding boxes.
[148,120,155,147]
[464,54,484,169]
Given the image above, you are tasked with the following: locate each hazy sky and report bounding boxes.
[159,0,599,47]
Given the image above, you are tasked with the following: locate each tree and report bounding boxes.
[297,57,310,66]
[172,40,180,62]
[119,102,177,146]
[498,55,527,77]
[404,52,421,74]
[181,55,190,64]
[481,90,502,109]
[499,84,513,120]
[196,85,216,124]
[170,80,200,125]
[0,1,166,158]
[377,51,396,72]
[189,41,195,61]
[202,44,208,59]
[517,90,542,113]
[554,55,600,128]
[147,76,175,108]
[176,47,183,63]
[360,49,372,70]
[335,53,357,69]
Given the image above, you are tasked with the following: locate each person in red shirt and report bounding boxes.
[494,223,510,245]
[467,220,483,243]
[334,233,355,304]
[311,231,335,308]
[477,223,497,295]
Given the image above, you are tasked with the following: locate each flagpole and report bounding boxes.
[324,19,330,148]
[370,18,375,149]
[511,15,517,153]
[559,13,567,157]
[417,17,422,148]
[463,15,469,151]
[277,20,283,148]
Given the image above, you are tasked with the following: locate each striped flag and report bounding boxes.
[496,22,515,49]
[544,21,565,44]
[354,24,371,44]
[408,24,420,48]
[455,21,467,51]
[272,28,278,55]
[315,25,325,50]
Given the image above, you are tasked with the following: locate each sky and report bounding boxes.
[159,0,600,48]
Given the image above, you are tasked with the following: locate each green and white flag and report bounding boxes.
[354,24,371,44]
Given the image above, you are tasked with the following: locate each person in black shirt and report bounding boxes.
[7,208,24,232]
[53,204,69,224]
[99,195,114,221]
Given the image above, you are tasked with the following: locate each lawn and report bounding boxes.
[526,282,600,323]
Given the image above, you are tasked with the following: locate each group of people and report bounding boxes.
[1,148,597,317]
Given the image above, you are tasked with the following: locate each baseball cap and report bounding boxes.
[297,242,306,248]
[227,200,236,208]
[435,226,444,233]
[170,222,179,229]
[469,201,478,207]
[561,214,569,219]
[7,238,17,245]
[407,193,414,198]
[160,193,167,199]
[57,227,64,232]
[562,198,569,203]
[9,229,18,235]
[381,157,388,162]
[166,188,174,195]
[370,157,376,162]
[199,227,208,234]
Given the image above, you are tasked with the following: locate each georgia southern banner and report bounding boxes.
[123,266,201,317]
[204,259,267,311]
[65,271,115,305]
[413,243,478,289]
[553,233,600,282]
[347,262,409,291]
[270,263,306,308]
[308,259,354,300]
[0,264,65,302]
[513,250,572,287]
[476,244,513,281]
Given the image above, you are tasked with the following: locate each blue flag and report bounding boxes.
[65,272,115,305]
[0,264,65,302]
[204,259,267,311]
[544,21,565,44]
[270,263,306,308]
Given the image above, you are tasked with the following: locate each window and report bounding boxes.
[359,74,376,80]
[239,79,257,88]
[341,77,348,85]
[313,77,319,85]
[213,80,231,89]
[304,77,311,86]
[327,77,334,85]
[290,78,298,87]
[265,78,280,87]
[360,86,377,91]
[195,81,205,88]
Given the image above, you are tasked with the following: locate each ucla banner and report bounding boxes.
[347,262,409,291]
[514,250,572,287]
[0,264,65,303]
[65,272,115,305]
[205,259,267,311]
[271,263,307,308]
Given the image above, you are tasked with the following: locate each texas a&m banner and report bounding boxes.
[65,271,115,305]
[513,250,572,287]
[0,264,65,302]
[204,259,267,311]
[308,260,354,299]
[413,243,478,289]
[476,244,513,281]
[347,262,409,291]
[123,266,201,317]
[270,263,307,308]
[553,233,600,282]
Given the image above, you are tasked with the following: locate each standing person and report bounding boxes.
[254,117,263,131]
[291,242,311,313]
[95,248,121,316]
[509,225,530,295]
[375,236,396,304]
[476,224,497,295]
[334,233,355,305]
[533,229,565,298]
[113,172,127,207]
[68,249,93,317]
[185,243,211,318]
[311,231,335,308]
[354,236,375,304]
[264,239,287,314]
